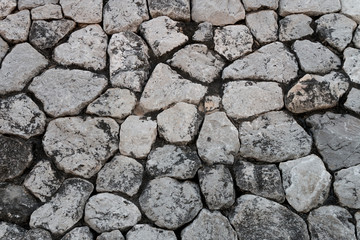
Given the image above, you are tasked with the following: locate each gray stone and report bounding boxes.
[148,0,190,21]
[31,4,62,20]
[192,0,245,26]
[308,206,356,240]
[0,0,16,18]
[356,212,360,240]
[204,95,221,112]
[23,228,52,240]
[192,22,213,42]
[306,112,360,170]
[242,0,278,11]
[18,0,58,10]
[343,47,360,84]
[334,165,360,208]
[198,165,235,210]
[340,0,360,23]
[0,37,8,62]
[240,111,312,162]
[0,94,46,139]
[345,88,360,114]
[279,0,341,16]
[246,10,278,44]
[60,0,102,23]
[97,230,124,240]
[103,0,149,34]
[127,224,176,240]
[222,81,284,120]
[292,40,341,74]
[223,42,298,83]
[61,227,93,240]
[30,178,93,236]
[285,72,349,113]
[230,194,310,240]
[43,117,119,178]
[354,26,360,48]
[139,177,203,229]
[0,222,26,240]
[168,44,225,83]
[85,193,141,233]
[279,14,313,41]
[0,10,30,43]
[234,160,285,202]
[214,25,253,61]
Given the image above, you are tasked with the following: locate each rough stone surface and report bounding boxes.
[0,10,30,43]
[345,88,360,114]
[204,95,221,112]
[0,0,16,18]
[18,0,58,10]
[334,165,360,208]
[222,81,284,119]
[343,47,360,84]
[0,222,26,239]
[43,117,119,178]
[242,0,278,11]
[97,230,124,240]
[31,4,62,20]
[23,228,52,240]
[356,212,360,240]
[127,224,176,240]
[0,37,8,62]
[279,14,313,41]
[61,226,93,240]
[240,111,312,162]
[340,0,360,23]
[148,0,190,21]
[246,10,278,44]
[139,177,203,229]
[354,26,360,48]
[192,22,213,42]
[279,0,341,16]
[197,112,240,165]
[60,0,102,23]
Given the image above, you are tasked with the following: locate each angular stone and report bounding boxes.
[204,95,221,112]
[0,94,46,139]
[148,0,190,21]
[242,0,278,11]
[197,112,240,165]
[140,16,188,56]
[43,117,119,178]
[139,177,202,229]
[18,0,58,10]
[230,195,310,240]
[168,44,225,83]
[139,63,207,112]
[234,160,285,202]
[0,0,16,18]
[61,227,93,240]
[157,102,202,144]
[108,32,150,92]
[279,14,313,41]
[97,230,124,240]
[0,222,26,239]
[192,0,245,26]
[240,111,312,162]
[53,24,107,70]
[0,37,8,62]
[192,22,213,42]
[223,42,298,83]
[345,88,360,114]
[127,224,176,240]
[343,47,360,84]
[23,229,52,240]
[306,113,360,170]
[308,206,356,240]
[198,165,235,210]
[334,165,360,208]
[0,10,30,43]
[246,10,278,44]
[103,0,149,34]
[60,0,102,23]
[354,26,360,48]
[279,0,341,16]
[30,178,93,236]
[341,0,360,23]
[31,4,62,20]
[285,72,349,113]
[222,81,283,120]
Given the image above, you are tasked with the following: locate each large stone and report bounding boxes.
[126,224,176,240]
[306,112,360,170]
[223,42,298,84]
[97,230,124,240]
[222,81,284,120]
[334,165,360,208]
[0,94,46,139]
[0,10,30,43]
[343,47,360,84]
[0,0,16,18]
[85,193,141,233]
[61,227,93,240]
[30,178,93,235]
[340,0,360,23]
[0,222,26,239]
[18,0,58,10]
[242,0,278,11]
[246,10,278,44]
[279,0,341,16]
[345,88,360,114]
[23,229,52,240]
[0,37,8,62]
[229,195,310,240]
[240,111,312,162]
[196,112,240,165]
[148,0,190,21]
[43,117,119,178]
[192,0,245,26]
[192,22,213,42]
[139,177,203,229]
[279,14,313,41]
[31,4,63,20]
[60,0,102,23]
[354,26,360,48]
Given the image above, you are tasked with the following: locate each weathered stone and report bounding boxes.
[340,0,360,23]
[30,178,93,236]
[279,0,341,16]
[306,112,360,170]
[308,206,356,240]
[168,44,225,83]
[345,88,360,114]
[61,227,93,240]
[354,26,360,48]
[246,10,278,44]
[334,165,360,208]
[192,22,213,42]
[0,10,30,43]
[97,230,124,240]
[60,0,102,23]
[285,72,349,113]
[197,112,239,165]
[139,63,207,112]
[43,117,119,178]
[343,47,360,84]
[234,160,285,202]
[148,0,190,21]
[242,0,278,11]
[230,194,310,240]
[0,0,16,18]
[0,37,8,62]
[223,42,298,83]
[103,0,149,34]
[31,4,62,20]
[139,177,202,229]
[0,94,46,139]
[356,212,360,239]
[0,222,26,239]
[240,111,312,162]
[140,16,188,56]
[108,32,150,92]
[23,229,52,240]
[222,81,284,120]
[279,14,313,41]
[192,0,245,26]
[18,0,58,10]
[96,155,143,196]
[204,95,221,112]
[127,224,176,240]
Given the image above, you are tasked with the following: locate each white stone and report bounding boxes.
[246,10,278,44]
[340,0,360,23]
[148,0,190,21]
[242,0,278,11]
[60,0,102,23]
[334,165,360,208]
[97,230,124,240]
[31,4,62,20]
[354,26,360,48]
[127,224,176,240]
[345,88,360,114]
[18,0,58,10]
[279,0,341,16]
[343,47,360,84]
[0,10,30,43]
[61,227,93,240]
[192,22,213,42]
[279,14,313,41]
[0,0,16,18]
[0,37,8,62]
[204,95,221,112]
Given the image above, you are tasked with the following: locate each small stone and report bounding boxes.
[353,26,360,48]
[0,0,16,18]
[157,102,202,144]
[222,81,284,120]
[340,0,360,23]
[168,44,225,84]
[148,0,190,21]
[279,14,313,41]
[24,160,62,202]
[334,165,360,208]
[230,194,310,240]
[192,22,213,42]
[18,0,58,10]
[242,0,278,11]
[96,155,143,197]
[23,229,52,240]
[246,10,278,44]
[97,230,124,240]
[240,111,312,162]
[43,117,119,178]
[343,47,360,84]
[234,160,285,202]
[0,37,8,62]
[127,224,176,240]
[0,94,46,139]
[0,10,30,43]
[345,88,360,114]
[308,206,356,240]
[140,16,188,56]
[204,95,221,112]
[61,227,93,240]
[306,112,360,170]
[214,25,253,61]
[197,112,240,165]
[223,42,298,83]
[285,72,349,113]
[30,178,93,236]
[279,0,341,16]
[103,0,149,34]
[139,63,207,113]
[192,0,245,26]
[0,222,26,239]
[31,4,62,20]
[60,0,102,23]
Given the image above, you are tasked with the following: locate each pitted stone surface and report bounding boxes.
[148,0,190,21]
[340,0,360,23]
[279,14,313,41]
[61,226,93,240]
[127,224,177,240]
[0,0,16,18]
[23,228,52,240]
[60,0,102,23]
[97,230,124,240]
[18,0,58,10]
[242,0,278,11]
[0,10,30,43]
[343,47,360,84]
[279,0,341,16]
[345,88,360,114]
[31,4,63,20]
[192,22,213,42]
[334,165,360,209]
[0,222,26,239]
[246,10,278,44]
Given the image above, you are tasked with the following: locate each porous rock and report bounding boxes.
[279,0,341,16]
[334,165,360,208]
[31,4,63,20]
[246,10,278,44]
[279,14,313,41]
[343,47,360,84]
[0,10,30,43]
[126,224,176,240]
[148,0,190,21]
[242,0,278,11]
[61,226,93,240]
[344,88,360,114]
[60,0,102,23]
[0,222,26,239]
